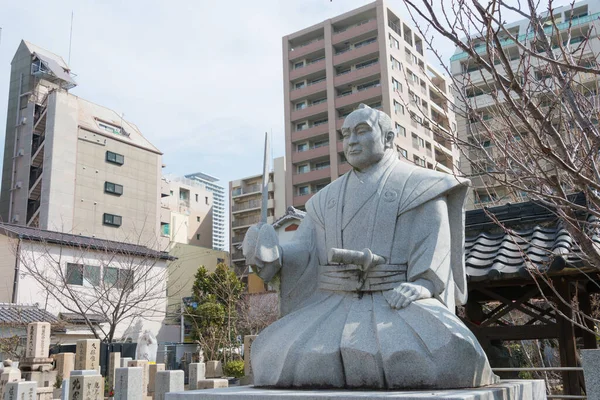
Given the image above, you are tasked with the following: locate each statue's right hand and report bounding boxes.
[242,223,281,270]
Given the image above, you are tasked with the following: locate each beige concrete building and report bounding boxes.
[450,1,600,209]
[0,41,162,246]
[161,243,229,341]
[160,175,214,249]
[229,156,286,291]
[283,0,459,209]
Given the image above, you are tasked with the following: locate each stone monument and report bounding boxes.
[21,322,54,372]
[166,106,547,399]
[74,339,100,371]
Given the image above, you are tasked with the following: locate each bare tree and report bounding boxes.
[14,234,174,343]
[237,291,279,336]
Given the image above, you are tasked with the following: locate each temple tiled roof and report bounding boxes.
[0,303,59,325]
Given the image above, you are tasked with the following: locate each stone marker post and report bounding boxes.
[2,381,36,400]
[54,353,75,379]
[244,335,257,377]
[0,367,21,399]
[26,322,51,359]
[74,339,101,371]
[154,371,184,400]
[68,374,103,400]
[120,357,132,368]
[114,367,143,400]
[188,363,206,390]
[205,361,222,378]
[108,352,121,392]
[148,363,165,394]
[127,360,149,396]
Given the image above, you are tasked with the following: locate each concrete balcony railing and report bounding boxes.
[232,199,261,212]
[292,167,331,185]
[232,182,273,198]
[292,144,330,163]
[288,38,325,61]
[290,80,327,102]
[293,193,314,207]
[231,235,245,244]
[291,124,329,143]
[232,215,261,229]
[335,85,382,108]
[291,101,328,122]
[333,41,379,66]
[332,19,378,45]
[290,58,326,81]
[334,62,380,87]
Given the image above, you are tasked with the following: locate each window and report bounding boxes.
[196,234,201,240]
[313,118,328,126]
[103,213,122,227]
[311,98,326,106]
[66,263,100,286]
[315,161,330,170]
[106,151,124,165]
[390,56,402,71]
[394,100,404,115]
[205,196,209,205]
[413,155,425,167]
[389,34,400,49]
[296,122,307,131]
[66,263,83,285]
[392,78,402,93]
[97,121,128,137]
[297,143,308,152]
[169,190,173,196]
[195,194,199,202]
[357,79,380,92]
[355,58,378,70]
[295,102,306,110]
[161,222,170,236]
[104,181,123,196]
[395,123,406,137]
[397,146,408,159]
[197,216,201,222]
[313,139,329,148]
[105,268,134,290]
[297,164,310,174]
[295,81,306,89]
[310,77,326,85]
[179,189,189,201]
[217,258,225,264]
[355,37,376,48]
[294,61,305,69]
[298,186,309,196]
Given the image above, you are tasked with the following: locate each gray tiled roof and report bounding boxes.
[0,303,58,325]
[0,223,174,260]
[272,206,306,228]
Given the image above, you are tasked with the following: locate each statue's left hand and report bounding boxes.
[384,279,434,309]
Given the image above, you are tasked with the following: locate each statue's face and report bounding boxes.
[341,109,386,171]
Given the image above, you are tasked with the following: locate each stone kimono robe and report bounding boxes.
[252,153,497,389]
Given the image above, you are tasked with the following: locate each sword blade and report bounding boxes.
[260,132,270,224]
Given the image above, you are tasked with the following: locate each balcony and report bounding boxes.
[231,235,245,244]
[332,19,378,45]
[293,166,331,185]
[232,198,274,214]
[335,85,382,108]
[291,124,329,143]
[290,101,328,122]
[338,162,352,175]
[292,144,330,163]
[333,41,379,66]
[232,214,261,229]
[290,80,327,101]
[293,193,313,207]
[288,38,325,61]
[290,59,326,81]
[334,62,380,87]
[231,182,273,198]
[231,249,245,261]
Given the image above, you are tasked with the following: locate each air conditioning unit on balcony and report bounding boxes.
[11,214,19,223]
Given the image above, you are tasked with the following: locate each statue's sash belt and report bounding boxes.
[318,264,407,292]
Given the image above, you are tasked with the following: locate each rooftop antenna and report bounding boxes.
[68,12,74,65]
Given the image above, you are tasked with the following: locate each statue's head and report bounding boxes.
[341,104,395,171]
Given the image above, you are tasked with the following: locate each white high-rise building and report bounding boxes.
[185,172,226,250]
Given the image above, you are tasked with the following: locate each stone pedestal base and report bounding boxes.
[164,380,546,400]
[22,370,57,388]
[20,357,54,371]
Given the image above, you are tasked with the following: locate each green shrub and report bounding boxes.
[223,360,245,378]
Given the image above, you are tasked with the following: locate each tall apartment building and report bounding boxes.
[283,0,459,209]
[1,41,162,245]
[450,1,600,209]
[159,175,214,249]
[185,172,226,250]
[229,156,286,291]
